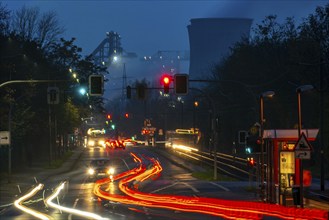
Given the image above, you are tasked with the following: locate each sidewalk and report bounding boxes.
[0,148,84,208]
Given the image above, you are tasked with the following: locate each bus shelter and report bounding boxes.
[262,129,318,206]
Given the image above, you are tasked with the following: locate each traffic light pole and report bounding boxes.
[0,79,70,88]
[260,96,265,202]
[190,87,218,180]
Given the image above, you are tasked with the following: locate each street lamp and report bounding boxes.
[79,87,87,96]
[296,84,314,208]
[259,90,275,202]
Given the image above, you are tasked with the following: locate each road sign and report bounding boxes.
[295,151,311,159]
[294,132,312,159]
[294,132,312,151]
[0,131,10,145]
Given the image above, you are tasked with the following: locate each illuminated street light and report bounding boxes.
[113,56,119,62]
[79,87,87,95]
[259,90,275,202]
[296,84,314,208]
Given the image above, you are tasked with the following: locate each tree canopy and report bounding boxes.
[0,3,106,169]
[209,4,328,162]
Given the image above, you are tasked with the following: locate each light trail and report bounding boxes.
[94,154,328,220]
[14,183,52,220]
[172,144,199,152]
[94,155,260,219]
[45,181,109,220]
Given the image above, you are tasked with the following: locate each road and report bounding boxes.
[0,145,256,220]
[1,145,327,220]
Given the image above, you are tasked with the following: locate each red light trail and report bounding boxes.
[93,153,328,220]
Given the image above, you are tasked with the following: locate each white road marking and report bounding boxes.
[209,182,230,191]
[151,182,180,193]
[151,181,199,193]
[181,182,199,193]
[121,158,130,170]
[68,198,79,220]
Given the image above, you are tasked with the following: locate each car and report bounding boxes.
[87,158,115,181]
[87,138,106,148]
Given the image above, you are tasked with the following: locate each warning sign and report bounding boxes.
[294,132,312,159]
[294,132,312,151]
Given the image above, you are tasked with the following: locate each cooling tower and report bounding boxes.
[188,18,252,81]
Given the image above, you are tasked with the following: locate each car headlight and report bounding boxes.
[88,140,95,146]
[88,168,95,175]
[107,167,115,175]
[99,140,105,146]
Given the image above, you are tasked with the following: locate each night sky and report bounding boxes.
[2,0,328,99]
[2,0,328,57]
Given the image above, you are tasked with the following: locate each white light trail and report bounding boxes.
[14,183,51,220]
[45,181,109,220]
[172,144,199,152]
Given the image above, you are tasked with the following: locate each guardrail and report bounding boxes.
[167,147,256,181]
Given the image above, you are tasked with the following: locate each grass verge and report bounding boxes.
[45,151,73,169]
[192,169,238,181]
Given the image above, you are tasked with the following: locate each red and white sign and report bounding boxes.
[294,132,312,159]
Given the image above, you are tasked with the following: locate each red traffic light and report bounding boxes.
[161,74,172,85]
[161,74,172,94]
[163,76,170,85]
[106,114,111,120]
[125,113,129,118]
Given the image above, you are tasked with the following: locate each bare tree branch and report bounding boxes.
[37,10,65,49]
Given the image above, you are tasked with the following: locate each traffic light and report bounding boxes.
[124,113,129,118]
[137,84,146,99]
[246,135,261,154]
[89,75,104,96]
[174,74,189,95]
[126,86,131,99]
[161,75,171,94]
[106,114,112,120]
[238,130,247,144]
[47,87,59,104]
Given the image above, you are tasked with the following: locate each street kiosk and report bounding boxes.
[262,129,318,206]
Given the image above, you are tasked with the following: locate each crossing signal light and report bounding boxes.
[89,75,104,96]
[161,75,171,94]
[174,74,189,95]
[247,157,255,167]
